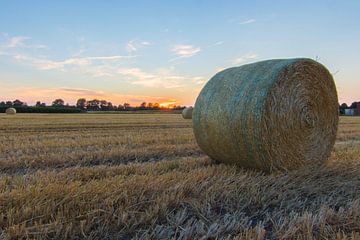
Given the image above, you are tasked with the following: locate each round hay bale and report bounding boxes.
[193,58,338,172]
[182,107,193,119]
[5,108,16,115]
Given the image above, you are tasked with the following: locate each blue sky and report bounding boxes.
[0,0,359,106]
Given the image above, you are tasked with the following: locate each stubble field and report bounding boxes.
[0,114,360,239]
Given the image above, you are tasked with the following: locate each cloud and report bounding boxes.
[192,77,206,85]
[212,41,224,46]
[7,36,29,47]
[117,67,180,88]
[227,17,256,25]
[87,55,128,60]
[59,88,107,96]
[0,34,47,51]
[126,40,151,53]
[126,41,137,53]
[171,44,201,59]
[0,85,179,106]
[117,67,203,89]
[232,53,258,65]
[239,19,256,25]
[13,54,134,71]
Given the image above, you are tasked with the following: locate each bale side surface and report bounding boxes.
[182,107,193,119]
[5,108,16,115]
[193,58,338,172]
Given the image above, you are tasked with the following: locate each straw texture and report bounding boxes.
[193,58,338,172]
[182,107,193,119]
[5,108,16,115]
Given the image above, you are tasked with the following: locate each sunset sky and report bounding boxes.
[0,0,359,106]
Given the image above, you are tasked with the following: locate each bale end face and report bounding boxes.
[5,108,17,115]
[182,107,193,119]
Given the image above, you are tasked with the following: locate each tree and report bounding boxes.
[153,103,160,109]
[86,99,100,110]
[5,101,13,106]
[76,98,87,109]
[52,99,65,107]
[100,100,108,110]
[35,101,46,107]
[13,99,24,107]
[140,102,147,109]
[106,102,113,110]
[147,102,153,109]
[350,102,359,109]
[123,103,130,110]
[340,103,348,109]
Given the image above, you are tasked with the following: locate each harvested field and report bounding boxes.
[0,114,360,239]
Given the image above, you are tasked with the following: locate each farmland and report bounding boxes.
[0,114,360,239]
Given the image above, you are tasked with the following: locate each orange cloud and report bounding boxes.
[1,86,179,106]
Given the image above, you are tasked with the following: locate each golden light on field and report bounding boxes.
[0,115,360,239]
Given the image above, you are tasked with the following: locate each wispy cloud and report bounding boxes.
[212,41,224,46]
[126,39,151,53]
[0,34,47,51]
[126,41,137,53]
[228,18,256,25]
[171,44,201,60]
[7,36,29,47]
[0,85,179,106]
[59,88,107,96]
[117,67,203,89]
[192,77,206,85]
[13,54,134,71]
[232,53,258,65]
[239,19,256,25]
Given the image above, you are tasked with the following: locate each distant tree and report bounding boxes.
[140,102,147,109]
[35,101,46,107]
[5,101,13,106]
[100,100,108,110]
[87,99,100,110]
[153,103,160,109]
[118,104,124,110]
[147,102,153,109]
[13,99,24,107]
[123,103,130,110]
[76,98,87,109]
[340,103,348,109]
[107,102,113,110]
[350,102,359,109]
[52,99,65,107]
[0,101,5,107]
[100,101,114,111]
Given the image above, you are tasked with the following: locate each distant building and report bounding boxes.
[343,102,360,116]
[345,108,356,116]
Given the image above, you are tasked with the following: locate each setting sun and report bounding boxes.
[159,101,177,108]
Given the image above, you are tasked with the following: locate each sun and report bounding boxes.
[159,101,177,108]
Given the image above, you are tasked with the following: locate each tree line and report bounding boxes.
[339,101,360,115]
[0,98,184,113]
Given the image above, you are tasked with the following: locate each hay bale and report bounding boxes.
[193,58,338,172]
[182,107,193,119]
[5,108,16,115]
